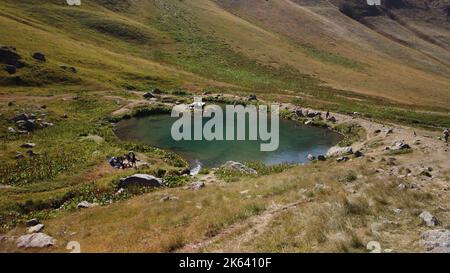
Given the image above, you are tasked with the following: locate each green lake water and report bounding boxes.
[115,114,342,169]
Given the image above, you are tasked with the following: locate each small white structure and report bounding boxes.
[66,0,81,6]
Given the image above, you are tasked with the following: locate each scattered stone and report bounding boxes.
[16,233,55,248]
[374,129,381,134]
[189,181,205,190]
[354,150,364,158]
[419,211,438,227]
[14,152,24,159]
[307,154,316,161]
[7,127,16,133]
[20,143,35,149]
[326,146,353,157]
[143,92,154,99]
[4,64,16,74]
[32,52,46,62]
[247,94,257,101]
[336,156,349,162]
[26,218,40,227]
[389,140,411,151]
[160,195,178,202]
[327,116,337,123]
[221,161,257,175]
[393,208,402,214]
[420,170,432,178]
[26,150,38,157]
[421,229,450,253]
[12,113,29,122]
[60,65,77,73]
[62,113,68,119]
[317,155,326,161]
[304,120,313,125]
[27,224,44,234]
[8,101,14,106]
[152,88,164,94]
[77,201,97,209]
[118,174,162,188]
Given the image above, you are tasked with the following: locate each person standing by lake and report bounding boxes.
[444,128,449,146]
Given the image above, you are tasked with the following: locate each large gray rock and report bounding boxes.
[118,174,162,188]
[221,161,257,175]
[189,181,205,190]
[326,146,353,157]
[16,233,55,248]
[419,211,438,227]
[421,229,450,253]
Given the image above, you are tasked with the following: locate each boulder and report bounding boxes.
[14,152,24,159]
[293,108,303,117]
[247,94,257,101]
[354,150,364,158]
[12,113,29,122]
[189,181,205,190]
[32,52,46,62]
[336,156,349,162]
[7,127,16,133]
[326,146,353,157]
[118,174,162,188]
[20,143,35,149]
[0,46,25,67]
[419,211,438,227]
[327,116,337,123]
[26,218,40,227]
[77,201,97,209]
[4,64,16,74]
[317,155,326,161]
[16,233,55,248]
[307,154,316,161]
[27,224,44,234]
[221,161,257,175]
[390,141,411,151]
[143,92,154,99]
[421,229,450,253]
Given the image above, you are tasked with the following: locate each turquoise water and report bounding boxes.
[115,114,342,168]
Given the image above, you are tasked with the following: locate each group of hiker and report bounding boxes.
[109,151,137,169]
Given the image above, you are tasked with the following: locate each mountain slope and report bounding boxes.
[0,0,449,108]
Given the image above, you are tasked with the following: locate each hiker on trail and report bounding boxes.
[128,151,137,169]
[444,128,449,145]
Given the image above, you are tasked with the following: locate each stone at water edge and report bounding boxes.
[421,229,450,253]
[221,161,257,175]
[336,156,349,162]
[16,233,55,248]
[307,154,316,161]
[118,174,162,188]
[317,155,326,161]
[27,224,44,234]
[419,211,439,227]
[326,146,353,157]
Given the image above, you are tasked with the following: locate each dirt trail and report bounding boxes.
[178,201,306,253]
